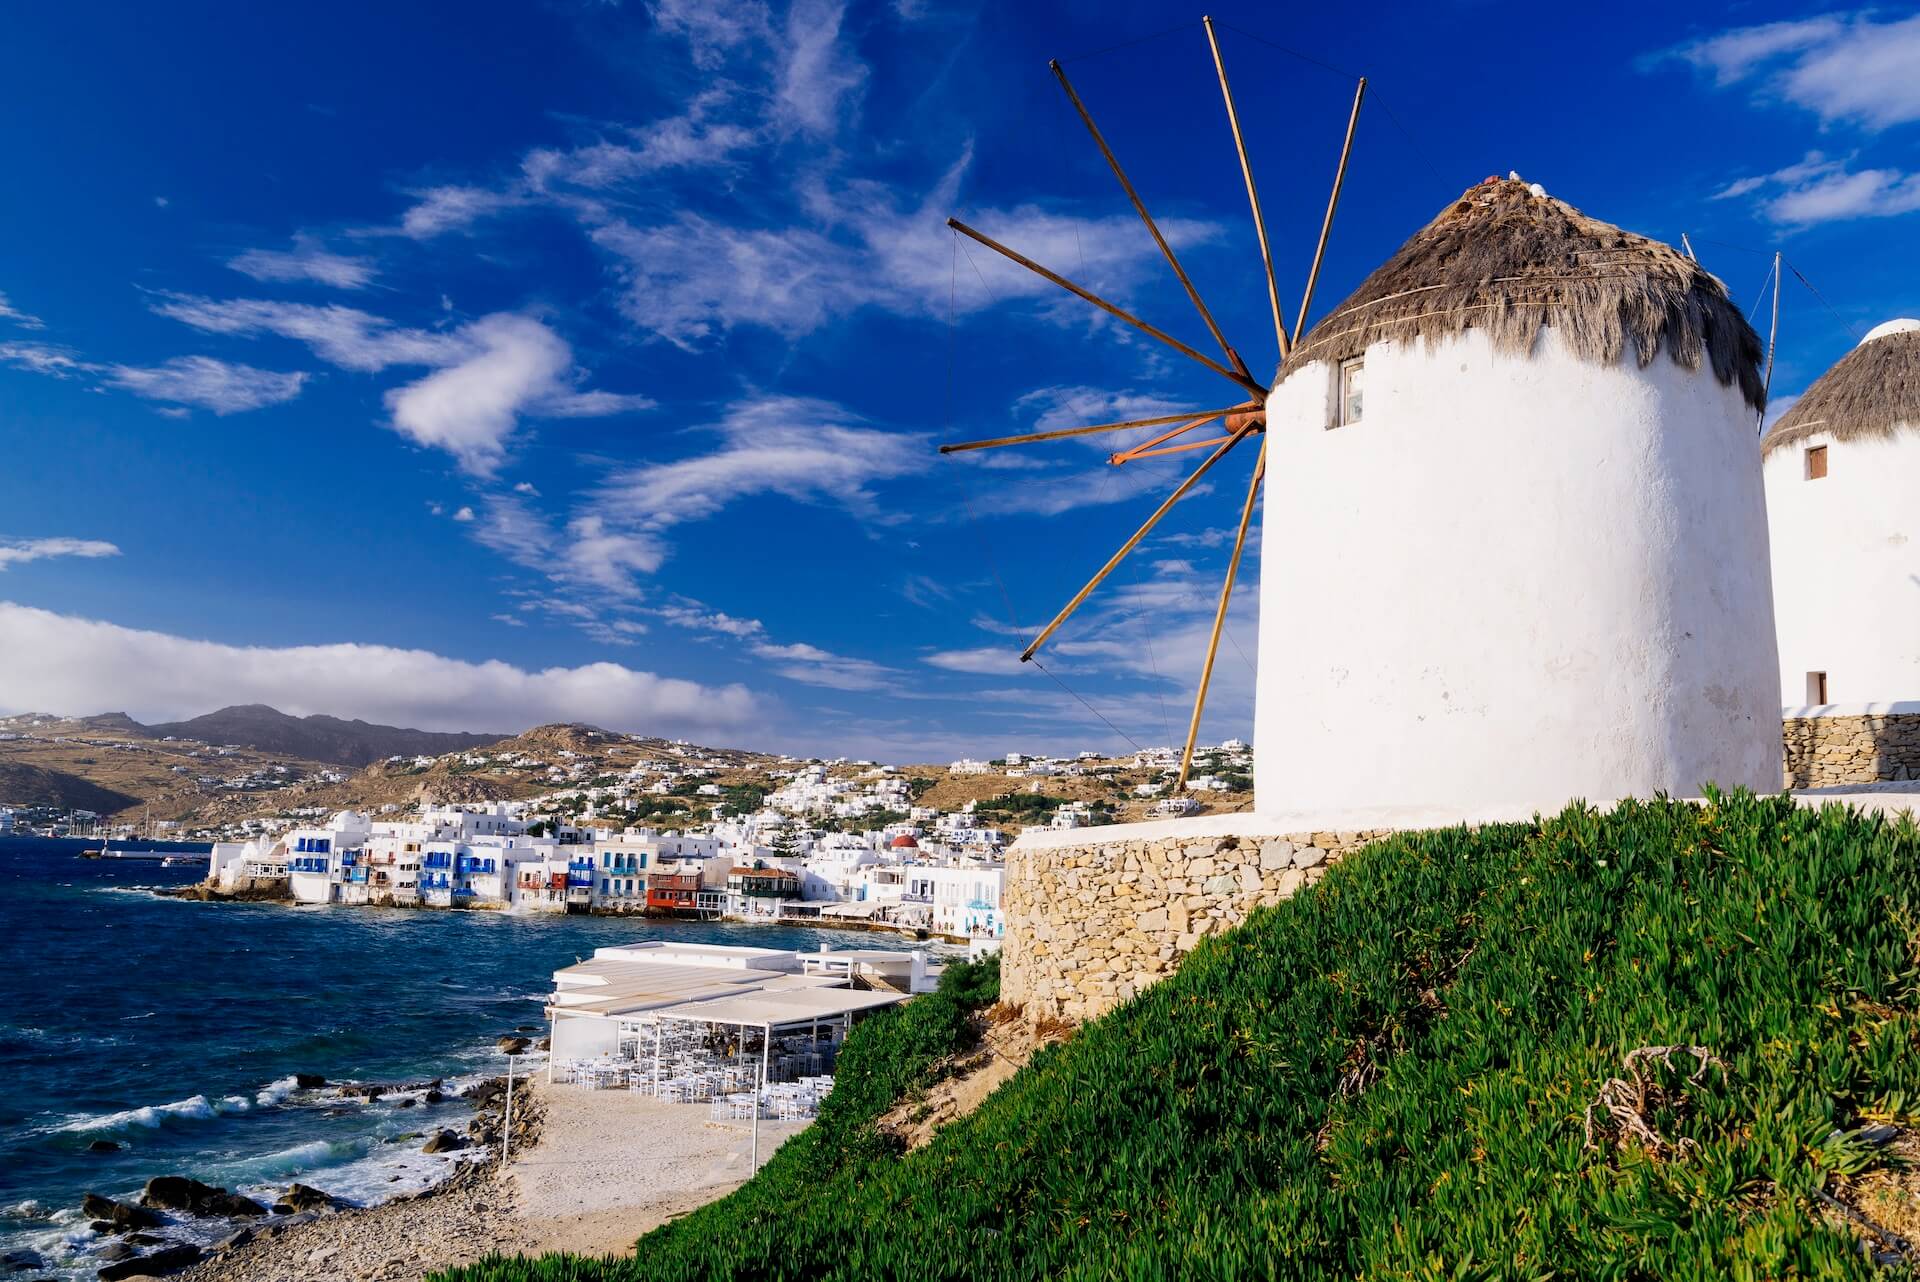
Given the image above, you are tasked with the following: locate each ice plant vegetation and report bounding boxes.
[442,793,1920,1280]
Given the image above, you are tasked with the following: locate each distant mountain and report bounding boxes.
[0,762,142,815]
[143,705,510,768]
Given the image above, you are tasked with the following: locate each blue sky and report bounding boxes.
[2,0,1917,760]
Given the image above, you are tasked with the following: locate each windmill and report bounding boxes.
[938,18,1366,791]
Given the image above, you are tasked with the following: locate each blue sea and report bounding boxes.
[0,839,903,1279]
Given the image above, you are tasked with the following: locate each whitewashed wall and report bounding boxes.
[1254,327,1780,817]
[1764,428,1920,705]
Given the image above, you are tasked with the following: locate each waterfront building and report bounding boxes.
[724,864,804,921]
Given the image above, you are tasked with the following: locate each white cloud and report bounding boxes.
[1712,150,1920,225]
[386,313,625,475]
[560,515,667,591]
[0,290,44,330]
[0,537,120,570]
[0,341,87,377]
[451,506,475,522]
[1765,166,1920,224]
[775,0,867,135]
[655,601,767,639]
[228,237,377,289]
[153,298,646,470]
[922,647,1032,676]
[103,356,307,414]
[648,0,773,69]
[490,613,527,627]
[396,185,526,238]
[589,151,1216,347]
[751,639,901,692]
[521,90,759,192]
[512,481,540,496]
[151,294,464,371]
[1666,12,1920,129]
[596,395,924,529]
[0,601,761,737]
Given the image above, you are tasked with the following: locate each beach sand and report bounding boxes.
[507,1085,808,1260]
[176,1081,807,1282]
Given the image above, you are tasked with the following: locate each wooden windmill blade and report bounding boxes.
[938,21,1370,786]
[1176,54,1367,791]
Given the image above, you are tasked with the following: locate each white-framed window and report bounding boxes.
[1333,356,1364,428]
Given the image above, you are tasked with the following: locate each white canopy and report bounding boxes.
[652,986,908,1030]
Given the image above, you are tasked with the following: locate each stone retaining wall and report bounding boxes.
[1782,712,1920,787]
[1002,825,1391,1024]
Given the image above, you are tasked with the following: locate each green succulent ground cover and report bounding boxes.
[440,793,1920,1281]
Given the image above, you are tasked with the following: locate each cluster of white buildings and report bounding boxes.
[205,800,1011,942]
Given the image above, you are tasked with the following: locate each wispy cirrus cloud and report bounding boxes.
[594,395,925,531]
[0,536,120,570]
[0,290,45,330]
[102,356,307,414]
[228,236,377,289]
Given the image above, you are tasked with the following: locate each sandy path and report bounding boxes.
[506,1084,807,1259]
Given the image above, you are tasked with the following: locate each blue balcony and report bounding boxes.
[290,856,330,874]
[454,855,497,875]
[422,852,453,870]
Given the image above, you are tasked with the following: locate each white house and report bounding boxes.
[1256,176,1779,820]
[1763,318,1920,707]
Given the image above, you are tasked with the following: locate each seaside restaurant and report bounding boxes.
[544,942,923,1116]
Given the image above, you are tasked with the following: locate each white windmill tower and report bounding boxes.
[1763,318,1920,708]
[942,27,1779,824]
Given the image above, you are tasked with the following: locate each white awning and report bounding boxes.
[652,986,909,1029]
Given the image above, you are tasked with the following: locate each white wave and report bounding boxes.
[50,1091,251,1133]
[255,1074,301,1107]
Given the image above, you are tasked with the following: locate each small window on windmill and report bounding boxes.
[1332,356,1364,428]
[1807,671,1829,704]
[1805,445,1828,480]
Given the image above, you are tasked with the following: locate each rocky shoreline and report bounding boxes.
[53,1076,540,1282]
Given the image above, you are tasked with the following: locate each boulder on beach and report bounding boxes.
[139,1175,267,1218]
[497,1036,531,1055]
[81,1193,162,1233]
[421,1129,466,1154]
[211,1226,255,1252]
[270,1183,349,1216]
[423,1088,446,1104]
[87,1139,122,1154]
[98,1243,202,1280]
[294,1073,327,1089]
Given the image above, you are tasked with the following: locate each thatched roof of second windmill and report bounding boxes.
[1279,177,1767,410]
[1761,321,1920,455]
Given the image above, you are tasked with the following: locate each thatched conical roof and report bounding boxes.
[1761,320,1920,455]
[1279,177,1766,409]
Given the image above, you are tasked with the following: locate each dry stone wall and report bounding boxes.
[1782,713,1920,787]
[1002,826,1391,1024]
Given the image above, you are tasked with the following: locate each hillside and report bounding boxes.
[0,762,141,814]
[445,793,1920,1281]
[144,704,508,767]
